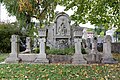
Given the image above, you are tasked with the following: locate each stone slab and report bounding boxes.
[18,54,38,62]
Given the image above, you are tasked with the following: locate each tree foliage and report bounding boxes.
[1,0,58,27]
[1,0,120,30]
[60,0,120,29]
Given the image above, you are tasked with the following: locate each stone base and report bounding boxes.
[72,60,87,64]
[19,54,37,62]
[5,53,20,63]
[34,53,49,63]
[85,53,102,63]
[34,58,49,63]
[101,58,118,64]
[72,54,87,64]
[5,57,20,63]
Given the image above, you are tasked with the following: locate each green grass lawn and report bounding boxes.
[0,64,120,80]
[0,53,120,80]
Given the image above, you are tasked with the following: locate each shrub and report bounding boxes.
[34,46,87,55]
[46,47,75,55]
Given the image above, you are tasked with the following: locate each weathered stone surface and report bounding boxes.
[18,54,71,63]
[72,30,87,64]
[34,30,49,63]
[47,55,72,63]
[47,12,72,49]
[84,53,102,63]
[88,37,101,62]
[102,35,118,64]
[5,35,20,63]
[19,54,37,62]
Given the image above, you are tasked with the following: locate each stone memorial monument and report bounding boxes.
[102,35,118,63]
[34,29,49,63]
[72,29,87,64]
[5,35,20,63]
[47,12,72,49]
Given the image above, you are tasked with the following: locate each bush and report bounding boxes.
[46,47,75,55]
[34,46,87,55]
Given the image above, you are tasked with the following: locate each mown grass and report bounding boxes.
[0,53,120,79]
[0,63,120,80]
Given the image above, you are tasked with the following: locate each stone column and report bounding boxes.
[102,35,118,63]
[25,37,31,53]
[88,37,98,62]
[34,29,49,63]
[72,30,87,64]
[5,35,20,63]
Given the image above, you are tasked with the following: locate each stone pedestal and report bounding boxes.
[5,35,20,63]
[34,29,49,63]
[72,30,87,64]
[102,35,118,64]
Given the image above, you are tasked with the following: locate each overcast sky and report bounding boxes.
[0,4,95,28]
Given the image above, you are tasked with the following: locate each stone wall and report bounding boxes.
[111,43,120,53]
[47,55,72,64]
[18,54,72,63]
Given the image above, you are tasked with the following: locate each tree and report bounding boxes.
[1,0,120,30]
[0,0,58,28]
[60,0,120,29]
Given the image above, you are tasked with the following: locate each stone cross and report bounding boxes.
[25,37,31,53]
[34,29,49,63]
[72,30,87,64]
[102,35,118,63]
[5,35,20,63]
